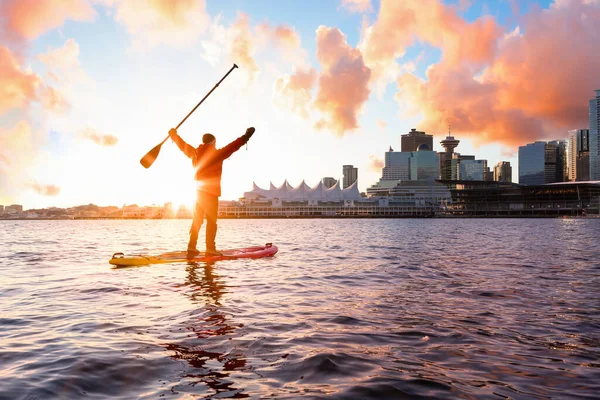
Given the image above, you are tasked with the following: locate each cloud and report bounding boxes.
[0,121,43,203]
[0,0,95,45]
[395,0,600,146]
[0,46,42,114]
[274,67,317,119]
[313,26,371,135]
[79,128,119,146]
[340,0,373,13]
[376,119,387,130]
[359,0,502,84]
[28,182,61,196]
[105,0,210,49]
[369,155,384,171]
[229,13,259,83]
[40,86,70,114]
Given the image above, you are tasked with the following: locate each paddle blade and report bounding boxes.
[140,142,163,169]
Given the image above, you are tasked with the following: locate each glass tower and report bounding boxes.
[519,142,546,185]
[590,90,600,180]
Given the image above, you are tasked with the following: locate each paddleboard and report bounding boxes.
[110,243,277,267]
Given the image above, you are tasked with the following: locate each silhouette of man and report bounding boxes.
[169,127,255,256]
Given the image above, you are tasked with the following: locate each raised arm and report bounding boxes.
[169,128,196,159]
[217,127,255,161]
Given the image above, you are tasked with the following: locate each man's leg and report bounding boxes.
[188,192,205,252]
[203,193,219,252]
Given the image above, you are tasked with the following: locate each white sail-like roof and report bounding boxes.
[244,180,362,201]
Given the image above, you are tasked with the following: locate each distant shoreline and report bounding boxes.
[1,215,598,220]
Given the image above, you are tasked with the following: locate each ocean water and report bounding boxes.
[1,218,599,399]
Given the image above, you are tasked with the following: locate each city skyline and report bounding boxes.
[1,0,600,209]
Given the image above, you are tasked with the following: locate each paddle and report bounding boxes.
[140,63,239,169]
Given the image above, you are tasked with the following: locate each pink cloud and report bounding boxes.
[29,182,61,196]
[396,0,600,146]
[79,128,119,146]
[314,26,371,135]
[360,0,503,83]
[376,119,387,129]
[369,155,384,171]
[229,13,259,82]
[340,0,373,13]
[108,0,209,49]
[0,46,41,114]
[274,68,317,119]
[0,0,94,45]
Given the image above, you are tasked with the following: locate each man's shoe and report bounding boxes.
[187,248,201,257]
[205,248,223,257]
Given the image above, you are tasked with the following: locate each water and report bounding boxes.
[1,219,599,399]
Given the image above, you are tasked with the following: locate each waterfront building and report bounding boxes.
[365,179,451,206]
[401,128,433,152]
[494,161,512,182]
[458,159,488,181]
[519,141,567,185]
[409,144,439,180]
[439,135,460,180]
[342,165,358,189]
[244,179,362,202]
[568,129,590,181]
[0,205,3,214]
[438,180,600,216]
[5,204,23,214]
[590,90,600,180]
[322,177,337,188]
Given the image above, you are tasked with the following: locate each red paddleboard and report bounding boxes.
[110,243,277,267]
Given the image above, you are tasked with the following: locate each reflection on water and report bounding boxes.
[166,262,249,398]
[0,219,599,399]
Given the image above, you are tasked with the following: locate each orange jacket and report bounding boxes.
[172,133,246,196]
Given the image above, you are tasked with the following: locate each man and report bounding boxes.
[169,126,255,256]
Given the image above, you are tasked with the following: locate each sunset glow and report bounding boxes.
[1,0,599,209]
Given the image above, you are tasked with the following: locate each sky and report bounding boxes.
[1,0,599,209]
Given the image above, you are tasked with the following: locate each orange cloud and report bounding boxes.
[0,0,94,44]
[274,68,317,119]
[314,26,371,135]
[341,0,373,13]
[376,119,387,129]
[108,0,209,49]
[0,46,41,114]
[396,0,600,146]
[29,182,61,196]
[360,0,502,83]
[79,128,119,146]
[369,155,384,171]
[229,13,259,83]
[257,23,301,49]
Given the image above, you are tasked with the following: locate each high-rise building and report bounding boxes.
[438,135,460,180]
[342,165,358,189]
[494,161,512,182]
[322,177,337,188]
[382,149,411,180]
[409,144,439,180]
[549,140,568,183]
[567,129,590,181]
[590,90,600,180]
[450,153,475,180]
[401,128,434,152]
[519,141,567,185]
[458,159,488,181]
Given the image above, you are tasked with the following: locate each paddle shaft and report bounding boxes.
[157,63,239,147]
